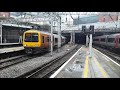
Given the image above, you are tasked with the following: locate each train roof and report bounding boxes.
[25,30,40,33]
[107,33,120,38]
[93,33,120,39]
[24,30,65,38]
[108,33,120,36]
[93,35,109,38]
[25,30,51,35]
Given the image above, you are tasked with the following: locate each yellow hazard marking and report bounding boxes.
[94,57,108,78]
[83,56,89,78]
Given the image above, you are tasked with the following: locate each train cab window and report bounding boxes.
[24,33,32,42]
[93,39,99,41]
[32,33,38,42]
[24,33,38,42]
[101,38,105,42]
[42,36,44,43]
[108,38,114,42]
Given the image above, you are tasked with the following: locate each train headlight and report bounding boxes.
[35,44,38,46]
[24,44,27,46]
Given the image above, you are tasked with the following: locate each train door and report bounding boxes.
[41,34,50,48]
[46,34,51,48]
[115,35,119,48]
[55,38,58,46]
[41,35,45,48]
[116,35,120,48]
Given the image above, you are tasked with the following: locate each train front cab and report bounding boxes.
[106,34,120,52]
[23,31,42,54]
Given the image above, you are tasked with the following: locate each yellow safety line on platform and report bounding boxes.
[94,57,108,78]
[83,56,89,78]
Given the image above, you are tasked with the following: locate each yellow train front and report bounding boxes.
[23,30,50,54]
[23,29,66,54]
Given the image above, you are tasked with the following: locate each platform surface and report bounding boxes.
[0,46,24,54]
[50,46,120,78]
[0,43,21,45]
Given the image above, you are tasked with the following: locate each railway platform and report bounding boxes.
[0,43,21,45]
[50,46,120,78]
[0,46,24,54]
[0,43,22,48]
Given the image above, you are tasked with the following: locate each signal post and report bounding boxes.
[82,25,94,58]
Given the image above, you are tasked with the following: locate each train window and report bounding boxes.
[101,38,105,42]
[119,39,120,43]
[32,33,38,42]
[24,33,32,42]
[55,38,58,43]
[108,38,114,42]
[42,36,44,43]
[93,39,99,41]
[24,33,38,42]
[47,37,49,42]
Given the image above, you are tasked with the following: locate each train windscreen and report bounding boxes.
[24,33,38,42]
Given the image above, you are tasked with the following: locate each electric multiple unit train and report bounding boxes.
[23,30,66,54]
[93,33,120,50]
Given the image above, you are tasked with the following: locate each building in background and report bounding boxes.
[73,12,119,30]
[97,12,119,22]
[0,12,10,19]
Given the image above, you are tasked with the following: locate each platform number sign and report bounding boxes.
[89,25,94,34]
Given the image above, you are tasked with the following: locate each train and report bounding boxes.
[93,33,120,50]
[23,30,66,54]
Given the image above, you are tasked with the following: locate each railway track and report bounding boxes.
[0,50,49,70]
[0,48,50,70]
[0,54,35,70]
[0,50,25,60]
[16,45,81,78]
[93,46,120,64]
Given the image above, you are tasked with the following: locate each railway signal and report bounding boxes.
[82,25,94,58]
[89,25,94,34]
[89,25,94,58]
[82,25,86,34]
